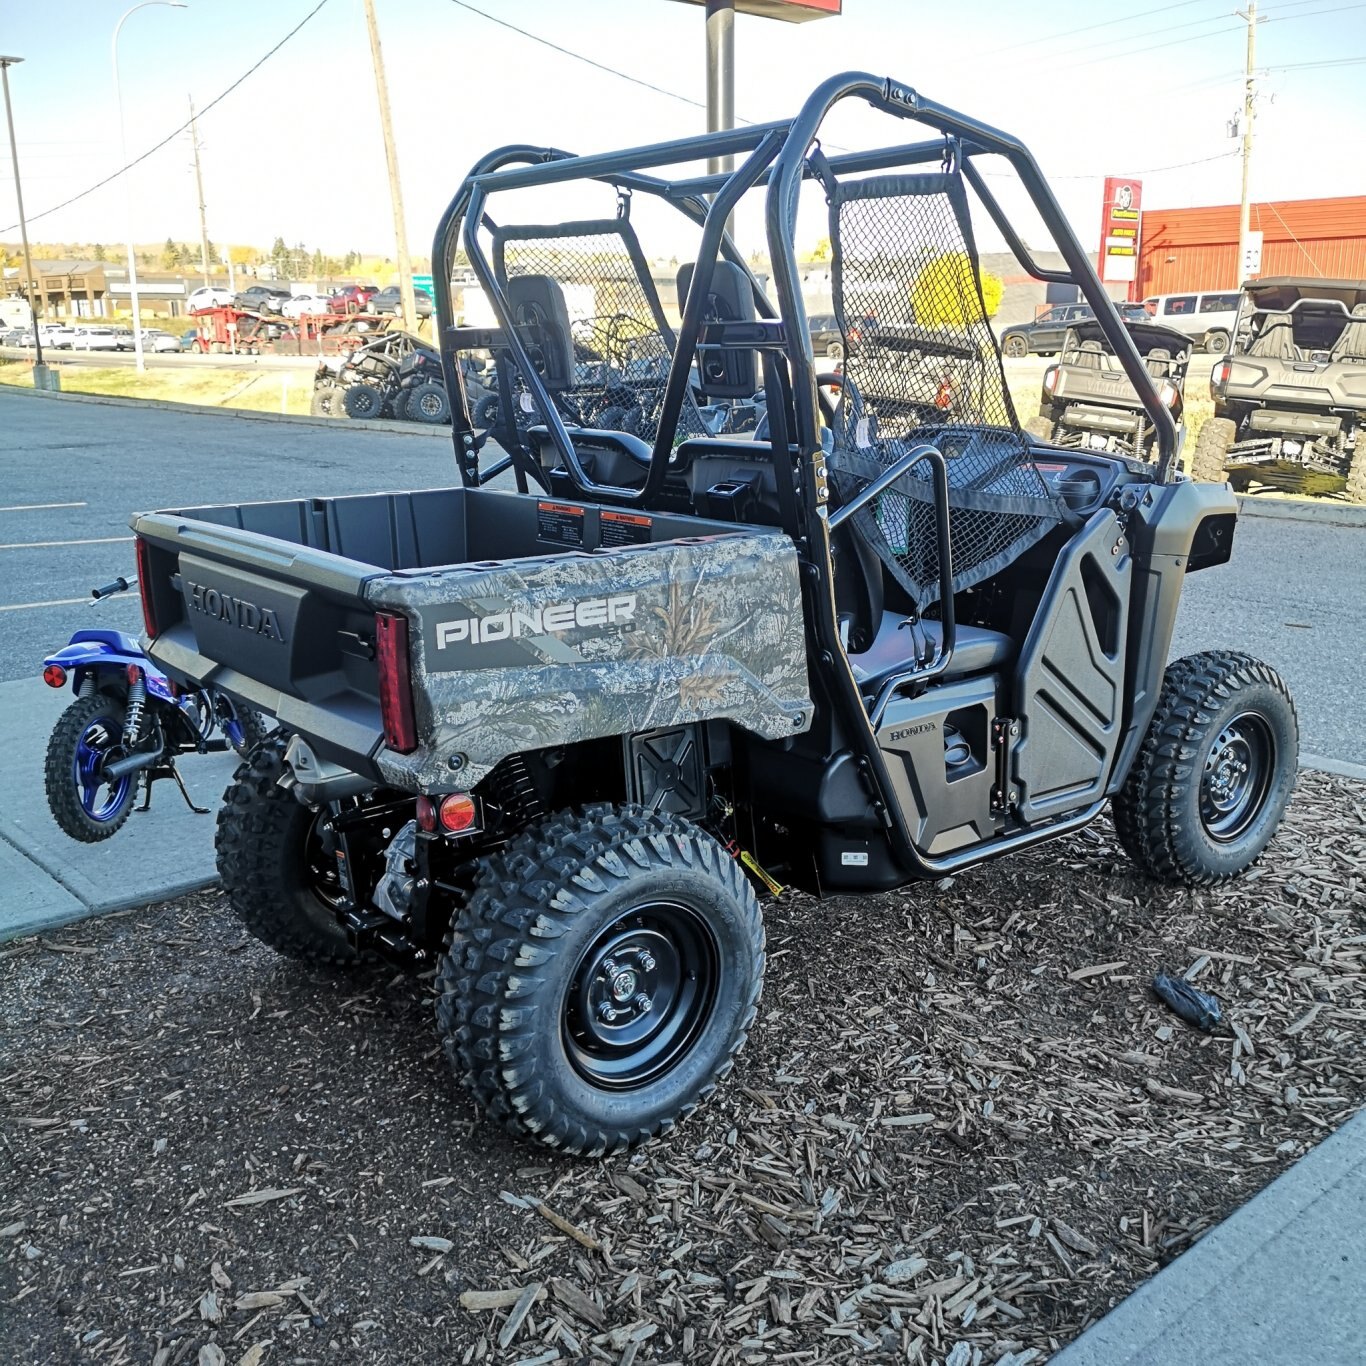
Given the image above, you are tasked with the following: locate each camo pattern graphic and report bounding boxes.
[365,532,813,791]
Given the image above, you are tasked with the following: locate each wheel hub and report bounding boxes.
[563,904,718,1091]
[1200,713,1275,842]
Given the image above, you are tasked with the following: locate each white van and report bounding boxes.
[1141,291,1240,354]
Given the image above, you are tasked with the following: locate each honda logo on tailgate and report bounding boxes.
[186,580,287,643]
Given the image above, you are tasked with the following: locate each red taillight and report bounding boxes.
[1211,360,1232,399]
[416,795,438,832]
[43,664,66,689]
[134,537,159,638]
[1042,365,1060,396]
[375,611,418,753]
[126,664,143,685]
[439,793,478,833]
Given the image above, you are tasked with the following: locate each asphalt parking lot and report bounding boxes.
[1,386,1361,763]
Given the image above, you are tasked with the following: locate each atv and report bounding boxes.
[1030,318,1191,461]
[133,73,1298,1157]
[1192,276,1366,501]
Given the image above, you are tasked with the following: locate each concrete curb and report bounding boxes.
[1299,752,1366,782]
[1235,493,1366,528]
[1,380,449,438]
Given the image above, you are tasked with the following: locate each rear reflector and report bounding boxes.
[43,664,66,689]
[375,611,418,753]
[439,793,478,833]
[416,795,437,832]
[134,537,159,639]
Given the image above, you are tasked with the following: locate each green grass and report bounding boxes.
[0,360,314,416]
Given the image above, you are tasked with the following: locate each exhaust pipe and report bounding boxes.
[103,744,165,781]
[282,734,373,804]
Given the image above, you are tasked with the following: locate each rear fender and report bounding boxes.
[44,633,171,698]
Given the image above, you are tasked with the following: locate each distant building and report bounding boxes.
[1137,195,1366,297]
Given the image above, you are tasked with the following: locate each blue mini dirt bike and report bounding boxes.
[42,577,270,842]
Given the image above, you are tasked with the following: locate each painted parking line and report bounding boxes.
[0,597,108,612]
[0,502,89,513]
[0,536,132,550]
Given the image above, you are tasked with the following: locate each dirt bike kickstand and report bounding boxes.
[167,760,210,815]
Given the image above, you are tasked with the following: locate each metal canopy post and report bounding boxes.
[705,0,736,176]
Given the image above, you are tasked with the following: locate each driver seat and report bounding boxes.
[831,519,1014,697]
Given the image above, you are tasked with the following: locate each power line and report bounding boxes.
[1,0,331,234]
[980,0,1220,57]
[446,0,719,116]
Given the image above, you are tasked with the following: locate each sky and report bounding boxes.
[1,0,1363,265]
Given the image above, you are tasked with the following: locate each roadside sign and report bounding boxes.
[411,274,434,296]
[1098,176,1143,285]
[668,0,839,19]
[1242,231,1263,277]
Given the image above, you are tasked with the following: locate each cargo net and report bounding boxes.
[493,225,709,448]
[827,173,1064,609]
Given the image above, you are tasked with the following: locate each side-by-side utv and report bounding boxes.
[1030,319,1191,461]
[132,74,1298,1156]
[1192,276,1366,500]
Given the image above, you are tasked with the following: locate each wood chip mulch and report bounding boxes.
[2,769,1363,1366]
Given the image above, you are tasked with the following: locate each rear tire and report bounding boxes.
[825,340,845,361]
[406,379,450,424]
[342,382,384,420]
[1345,442,1366,504]
[1025,414,1054,442]
[435,804,765,1156]
[44,694,137,843]
[1113,651,1298,886]
[216,739,360,966]
[1190,416,1235,483]
[474,393,501,428]
[309,385,336,417]
[1204,330,1230,355]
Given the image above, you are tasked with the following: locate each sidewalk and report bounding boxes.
[1054,1107,1366,1365]
[0,679,235,941]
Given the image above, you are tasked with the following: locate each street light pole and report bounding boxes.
[704,0,736,177]
[0,54,47,381]
[112,0,186,372]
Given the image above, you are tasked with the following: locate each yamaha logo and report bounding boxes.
[436,594,637,649]
[186,580,286,642]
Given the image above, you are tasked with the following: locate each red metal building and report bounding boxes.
[1137,195,1366,297]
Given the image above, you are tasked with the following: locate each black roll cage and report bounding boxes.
[429,72,1175,881]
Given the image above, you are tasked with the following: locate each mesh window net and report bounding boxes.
[489,221,710,448]
[826,172,1065,610]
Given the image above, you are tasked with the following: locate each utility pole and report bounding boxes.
[704,0,736,177]
[0,54,50,385]
[188,96,211,287]
[1235,1,1263,289]
[362,0,416,334]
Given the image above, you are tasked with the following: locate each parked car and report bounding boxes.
[1141,291,1240,354]
[367,284,434,318]
[807,311,876,360]
[280,292,335,320]
[1000,301,1150,357]
[140,328,183,354]
[329,285,378,314]
[38,322,79,349]
[187,286,235,314]
[70,326,121,351]
[109,326,136,351]
[232,285,292,314]
[1,327,29,347]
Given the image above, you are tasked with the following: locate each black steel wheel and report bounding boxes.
[216,738,361,965]
[435,804,764,1155]
[1113,651,1298,886]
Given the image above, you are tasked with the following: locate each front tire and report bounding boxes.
[342,382,384,420]
[1191,416,1235,483]
[44,694,137,842]
[1113,651,1298,886]
[1204,330,1230,355]
[436,805,765,1156]
[216,740,359,965]
[1003,334,1029,358]
[406,379,450,424]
